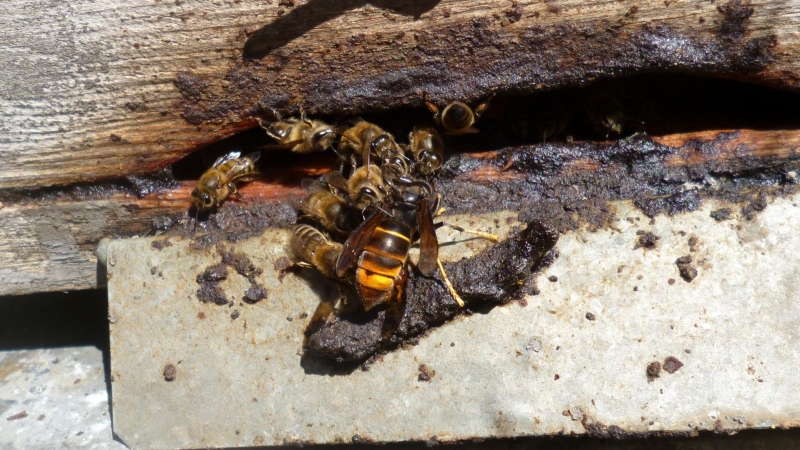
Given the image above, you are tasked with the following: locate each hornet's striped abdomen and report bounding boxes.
[355,220,412,311]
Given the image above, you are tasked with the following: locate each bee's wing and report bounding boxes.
[221,153,261,185]
[322,170,349,196]
[242,151,261,164]
[300,177,328,193]
[334,208,383,278]
[291,178,327,211]
[213,150,242,167]
[417,198,439,276]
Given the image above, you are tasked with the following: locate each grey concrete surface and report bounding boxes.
[106,196,800,450]
[0,347,125,450]
[0,291,125,450]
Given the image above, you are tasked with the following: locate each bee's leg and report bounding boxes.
[473,90,496,120]
[436,258,465,307]
[299,107,312,126]
[305,290,340,338]
[423,91,442,125]
[293,260,313,269]
[362,143,372,177]
[227,183,244,201]
[258,102,282,121]
[501,153,517,172]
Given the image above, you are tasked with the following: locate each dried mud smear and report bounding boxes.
[304,220,558,364]
[663,356,684,374]
[440,133,800,229]
[196,244,269,305]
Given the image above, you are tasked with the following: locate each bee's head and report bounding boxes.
[418,151,442,175]
[191,189,215,210]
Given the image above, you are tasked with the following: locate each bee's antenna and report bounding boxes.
[193,207,199,233]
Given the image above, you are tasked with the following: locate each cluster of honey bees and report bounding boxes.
[190,94,497,315]
[188,83,650,318]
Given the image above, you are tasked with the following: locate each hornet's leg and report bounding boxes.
[437,258,465,307]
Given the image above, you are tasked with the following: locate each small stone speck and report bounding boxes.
[710,208,732,221]
[634,232,660,250]
[585,312,596,321]
[418,364,436,382]
[526,338,543,352]
[6,411,28,421]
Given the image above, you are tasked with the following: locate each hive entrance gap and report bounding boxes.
[173,73,800,185]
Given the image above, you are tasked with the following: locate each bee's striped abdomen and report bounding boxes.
[289,225,341,279]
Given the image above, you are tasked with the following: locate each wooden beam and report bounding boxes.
[2,128,798,296]
[2,0,799,189]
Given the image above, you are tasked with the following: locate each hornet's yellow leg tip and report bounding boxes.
[437,258,464,307]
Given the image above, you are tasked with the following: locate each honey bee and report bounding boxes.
[191,151,260,212]
[407,126,445,175]
[325,164,388,211]
[348,164,389,210]
[581,86,641,139]
[295,178,359,235]
[287,225,342,279]
[258,106,336,153]
[424,92,494,134]
[337,120,405,176]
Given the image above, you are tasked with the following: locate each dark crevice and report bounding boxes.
[172,74,800,177]
[173,74,800,202]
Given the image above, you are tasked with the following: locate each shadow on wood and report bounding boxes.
[244,0,442,59]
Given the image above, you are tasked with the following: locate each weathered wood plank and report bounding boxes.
[1,0,799,189]
[2,128,798,296]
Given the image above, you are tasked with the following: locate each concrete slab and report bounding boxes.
[0,346,125,450]
[107,197,800,450]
